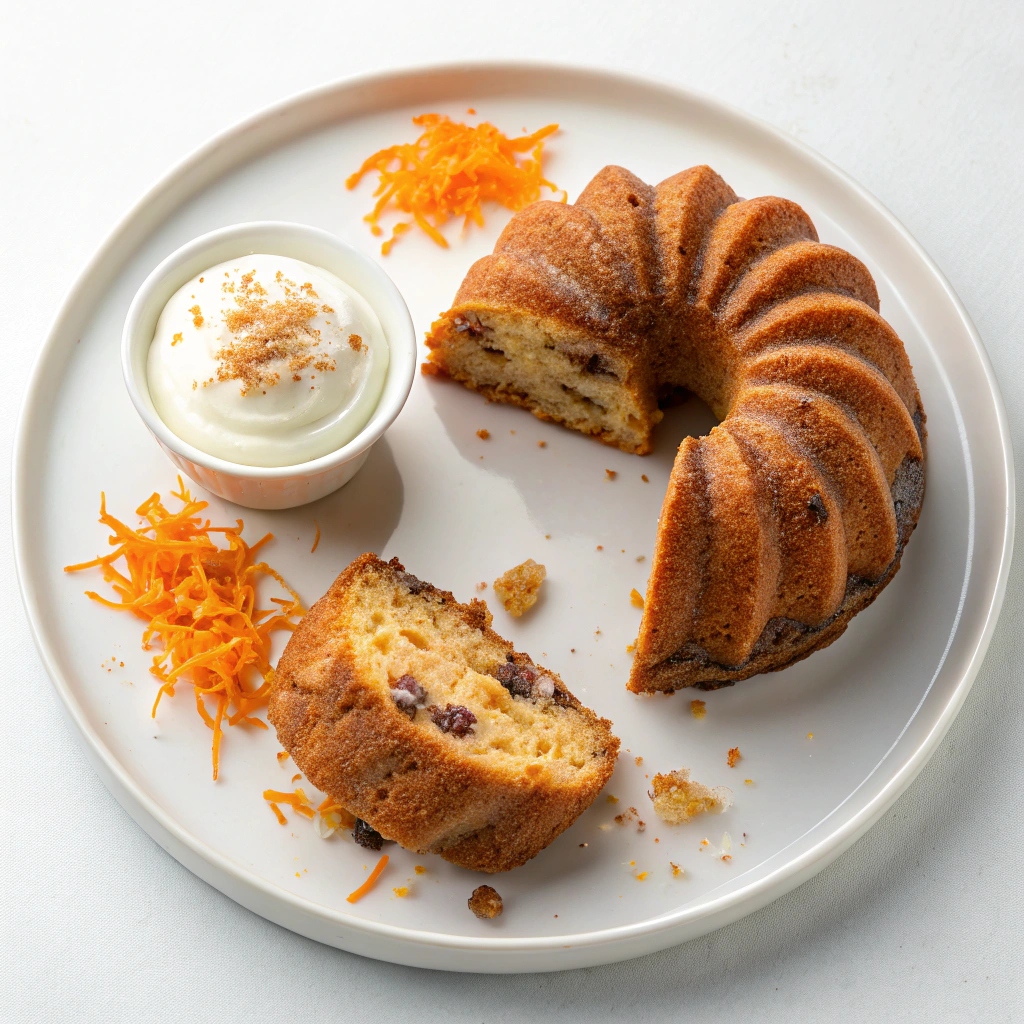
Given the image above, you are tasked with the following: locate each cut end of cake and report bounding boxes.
[425,307,662,455]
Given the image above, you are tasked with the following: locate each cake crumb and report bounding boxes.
[476,581,487,591]
[630,588,644,608]
[744,779,754,786]
[468,884,503,919]
[635,554,645,562]
[393,887,409,898]
[537,440,547,448]
[635,871,649,881]
[641,474,649,483]
[807,732,814,740]
[414,865,427,874]
[690,699,707,720]
[670,861,684,877]
[605,469,617,480]
[634,756,643,767]
[596,545,603,551]
[614,806,645,832]
[476,428,490,440]
[606,794,619,804]
[492,559,546,617]
[727,747,742,768]
[650,768,733,825]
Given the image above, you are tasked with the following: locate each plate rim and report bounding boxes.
[12,60,1016,969]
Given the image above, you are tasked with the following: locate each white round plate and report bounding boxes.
[13,64,1014,973]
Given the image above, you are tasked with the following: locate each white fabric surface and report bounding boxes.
[2,0,1020,1018]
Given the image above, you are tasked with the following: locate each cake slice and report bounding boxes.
[268,554,619,873]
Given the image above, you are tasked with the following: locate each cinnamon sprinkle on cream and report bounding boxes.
[213,271,337,395]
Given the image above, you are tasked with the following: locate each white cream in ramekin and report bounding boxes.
[122,223,416,510]
[147,255,389,468]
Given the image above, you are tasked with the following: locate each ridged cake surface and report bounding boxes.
[424,166,926,691]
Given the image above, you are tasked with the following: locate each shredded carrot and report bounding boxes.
[346,113,564,254]
[346,854,390,903]
[268,802,287,826]
[310,520,321,553]
[291,773,302,783]
[314,795,356,829]
[65,480,304,781]
[263,788,316,818]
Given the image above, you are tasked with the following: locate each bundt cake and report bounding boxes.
[424,165,926,692]
[268,554,619,872]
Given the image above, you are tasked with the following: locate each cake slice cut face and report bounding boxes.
[425,164,926,691]
[268,554,619,873]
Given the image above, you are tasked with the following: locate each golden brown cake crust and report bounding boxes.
[268,554,619,873]
[423,163,926,692]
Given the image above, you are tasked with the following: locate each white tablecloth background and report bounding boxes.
[2,1,1020,1019]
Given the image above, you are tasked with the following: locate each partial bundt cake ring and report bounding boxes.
[424,164,926,692]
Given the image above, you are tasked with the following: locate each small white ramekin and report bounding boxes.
[122,222,416,510]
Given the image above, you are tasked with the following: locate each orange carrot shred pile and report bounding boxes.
[64,480,304,781]
[346,113,564,254]
[347,854,390,903]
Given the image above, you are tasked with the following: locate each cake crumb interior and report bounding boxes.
[347,577,601,773]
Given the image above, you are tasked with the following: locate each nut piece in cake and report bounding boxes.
[268,554,618,873]
[650,768,733,825]
[468,884,504,919]
[493,559,546,617]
